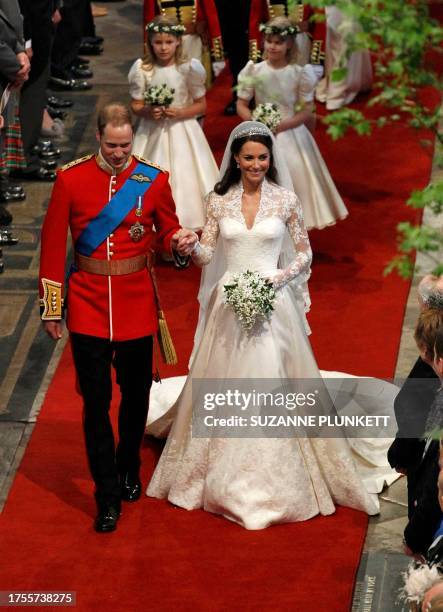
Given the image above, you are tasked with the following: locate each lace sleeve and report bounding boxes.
[272,192,312,289]
[191,193,219,266]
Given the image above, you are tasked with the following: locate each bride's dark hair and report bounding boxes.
[214,134,278,195]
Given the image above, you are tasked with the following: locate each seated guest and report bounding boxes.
[388,275,443,511]
[403,308,443,557]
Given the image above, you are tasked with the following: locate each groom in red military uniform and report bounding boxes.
[39,102,197,533]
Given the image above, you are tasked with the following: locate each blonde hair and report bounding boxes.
[262,17,298,64]
[414,308,443,361]
[142,15,186,71]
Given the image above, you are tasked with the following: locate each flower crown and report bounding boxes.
[259,23,299,37]
[146,22,186,36]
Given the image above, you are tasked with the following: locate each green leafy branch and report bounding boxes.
[308,0,443,277]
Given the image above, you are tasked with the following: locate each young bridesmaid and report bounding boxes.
[236,16,348,230]
[128,15,218,230]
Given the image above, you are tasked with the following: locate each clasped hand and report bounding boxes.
[171,229,198,256]
[150,105,182,120]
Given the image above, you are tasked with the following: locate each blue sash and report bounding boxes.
[76,162,161,257]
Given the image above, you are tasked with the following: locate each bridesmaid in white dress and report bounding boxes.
[129,15,218,230]
[236,17,348,231]
[315,6,373,110]
[146,121,383,530]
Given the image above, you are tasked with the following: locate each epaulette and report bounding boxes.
[133,154,166,173]
[60,154,94,172]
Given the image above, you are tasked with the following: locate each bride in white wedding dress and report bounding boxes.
[146,121,396,530]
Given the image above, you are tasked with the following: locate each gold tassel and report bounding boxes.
[157,310,177,365]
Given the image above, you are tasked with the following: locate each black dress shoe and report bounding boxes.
[78,43,103,56]
[47,107,67,120]
[47,95,73,108]
[0,229,18,245]
[40,159,57,170]
[94,504,120,533]
[49,77,93,91]
[33,147,61,160]
[120,473,142,502]
[72,56,90,66]
[38,138,54,149]
[224,100,237,116]
[0,190,25,202]
[69,65,93,79]
[36,140,61,155]
[12,167,56,182]
[6,184,25,196]
[0,206,12,226]
[82,35,104,45]
[0,191,15,203]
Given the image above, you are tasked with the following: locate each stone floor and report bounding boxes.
[0,2,440,610]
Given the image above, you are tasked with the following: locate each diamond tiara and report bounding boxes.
[232,123,271,140]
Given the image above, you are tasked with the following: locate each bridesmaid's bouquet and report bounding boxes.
[252,103,282,132]
[224,270,276,331]
[144,83,175,107]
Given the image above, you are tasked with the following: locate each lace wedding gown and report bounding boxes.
[237,61,348,230]
[146,180,384,529]
[128,58,218,229]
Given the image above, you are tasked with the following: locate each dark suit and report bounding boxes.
[404,438,442,555]
[51,0,90,77]
[387,357,440,512]
[214,0,250,97]
[0,1,24,99]
[403,387,443,555]
[18,0,55,170]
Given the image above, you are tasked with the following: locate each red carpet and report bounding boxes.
[0,66,438,610]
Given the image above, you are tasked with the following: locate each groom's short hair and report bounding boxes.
[97,103,133,135]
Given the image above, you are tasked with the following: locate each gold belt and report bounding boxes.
[75,252,153,276]
[74,250,177,366]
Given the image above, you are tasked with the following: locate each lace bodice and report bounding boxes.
[192,179,312,288]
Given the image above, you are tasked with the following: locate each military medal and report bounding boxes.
[129,221,145,242]
[135,195,143,217]
[129,197,145,241]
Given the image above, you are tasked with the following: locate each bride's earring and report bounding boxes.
[236,162,240,169]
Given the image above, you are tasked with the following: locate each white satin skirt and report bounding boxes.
[275,125,349,230]
[133,116,219,229]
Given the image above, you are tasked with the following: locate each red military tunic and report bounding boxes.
[39,154,181,342]
[248,0,325,65]
[143,0,224,61]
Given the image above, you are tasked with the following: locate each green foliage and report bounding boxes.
[308,0,443,278]
[407,182,443,215]
[323,108,371,139]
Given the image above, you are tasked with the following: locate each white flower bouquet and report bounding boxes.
[224,270,276,331]
[252,103,282,132]
[144,83,175,107]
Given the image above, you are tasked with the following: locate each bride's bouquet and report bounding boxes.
[224,270,276,331]
[252,103,282,132]
[144,83,175,107]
